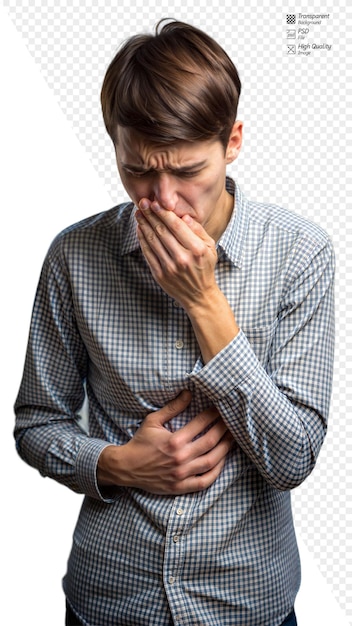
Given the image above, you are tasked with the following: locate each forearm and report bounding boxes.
[190,239,334,490]
[190,330,330,491]
[186,285,239,364]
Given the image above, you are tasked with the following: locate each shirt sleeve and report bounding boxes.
[14,238,120,502]
[189,234,335,491]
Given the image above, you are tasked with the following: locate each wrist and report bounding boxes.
[185,284,225,316]
[97,444,124,487]
[186,287,239,364]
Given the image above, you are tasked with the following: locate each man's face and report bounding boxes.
[115,124,242,241]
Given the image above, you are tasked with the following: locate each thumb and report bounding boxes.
[152,390,192,426]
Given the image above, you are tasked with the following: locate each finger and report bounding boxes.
[187,431,234,476]
[179,406,222,441]
[188,419,229,458]
[138,198,152,211]
[136,211,184,276]
[137,216,196,288]
[144,202,210,254]
[148,390,192,426]
[136,223,167,279]
[194,436,232,475]
[138,197,212,247]
[176,455,228,494]
[182,214,215,245]
[153,205,215,248]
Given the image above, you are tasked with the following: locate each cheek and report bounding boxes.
[190,178,225,218]
[121,177,151,203]
[185,178,212,198]
[190,179,220,206]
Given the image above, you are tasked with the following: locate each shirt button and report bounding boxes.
[175,340,184,349]
[173,300,181,308]
[173,534,180,543]
[176,507,184,516]
[168,576,175,584]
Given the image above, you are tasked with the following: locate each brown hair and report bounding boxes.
[101,19,241,149]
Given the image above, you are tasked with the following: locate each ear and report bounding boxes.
[225,121,243,164]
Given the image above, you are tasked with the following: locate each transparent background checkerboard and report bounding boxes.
[4,0,352,621]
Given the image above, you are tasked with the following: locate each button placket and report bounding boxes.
[163,496,199,625]
[164,501,186,592]
[166,296,200,396]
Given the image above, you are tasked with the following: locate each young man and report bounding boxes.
[15,20,334,626]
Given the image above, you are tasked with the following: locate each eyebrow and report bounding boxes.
[121,160,207,174]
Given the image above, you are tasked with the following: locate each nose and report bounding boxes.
[151,173,177,210]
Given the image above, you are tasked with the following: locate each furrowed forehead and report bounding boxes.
[120,159,208,174]
[115,127,220,170]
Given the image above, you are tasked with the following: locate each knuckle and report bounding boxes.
[146,230,157,245]
[196,473,210,491]
[167,435,179,453]
[193,241,207,257]
[172,219,183,234]
[200,457,213,474]
[167,435,185,458]
[155,223,166,237]
[171,466,186,482]
[173,448,187,466]
[174,252,189,270]
[205,425,220,445]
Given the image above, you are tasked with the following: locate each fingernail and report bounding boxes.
[139,199,150,210]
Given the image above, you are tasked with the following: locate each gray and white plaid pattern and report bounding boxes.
[5,0,351,621]
[15,180,334,625]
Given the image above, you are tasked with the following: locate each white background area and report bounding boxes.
[1,3,351,625]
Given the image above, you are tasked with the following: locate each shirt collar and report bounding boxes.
[120,177,249,267]
[217,178,249,268]
[120,204,140,255]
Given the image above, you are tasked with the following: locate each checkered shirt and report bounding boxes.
[14,179,335,626]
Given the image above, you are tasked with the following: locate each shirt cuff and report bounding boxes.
[188,329,260,399]
[75,439,122,502]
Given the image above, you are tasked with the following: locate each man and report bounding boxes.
[14,19,334,626]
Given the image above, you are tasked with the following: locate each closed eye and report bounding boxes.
[122,165,205,179]
[124,168,153,178]
[176,170,202,178]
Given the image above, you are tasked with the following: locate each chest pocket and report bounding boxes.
[242,319,278,368]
